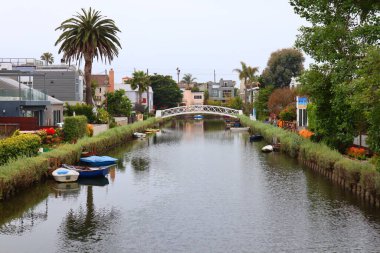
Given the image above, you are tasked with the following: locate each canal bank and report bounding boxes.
[1,119,380,252]
[0,117,163,200]
[239,115,380,208]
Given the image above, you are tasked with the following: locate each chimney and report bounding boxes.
[109,68,115,92]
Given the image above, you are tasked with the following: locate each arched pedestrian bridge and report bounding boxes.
[155,105,243,118]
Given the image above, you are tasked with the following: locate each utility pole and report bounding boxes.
[146,68,149,113]
[176,67,180,84]
[214,69,216,83]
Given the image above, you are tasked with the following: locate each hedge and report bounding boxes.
[63,115,88,142]
[238,115,380,196]
[0,134,41,166]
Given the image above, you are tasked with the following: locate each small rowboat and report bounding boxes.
[250,134,263,142]
[52,168,80,182]
[144,128,160,134]
[230,127,250,132]
[262,145,274,153]
[62,164,112,178]
[133,132,146,138]
[79,155,118,167]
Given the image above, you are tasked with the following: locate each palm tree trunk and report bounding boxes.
[84,56,94,105]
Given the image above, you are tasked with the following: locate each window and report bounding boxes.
[194,95,202,99]
[53,110,61,125]
[224,82,228,87]
[212,90,218,97]
[223,90,232,98]
[99,88,102,93]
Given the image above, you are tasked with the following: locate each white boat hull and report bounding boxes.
[230,127,250,131]
[52,168,80,182]
[133,132,146,138]
[262,145,274,153]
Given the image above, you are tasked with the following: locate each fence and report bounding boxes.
[0,124,19,137]
[0,117,56,131]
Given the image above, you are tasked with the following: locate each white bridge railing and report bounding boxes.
[155,105,243,118]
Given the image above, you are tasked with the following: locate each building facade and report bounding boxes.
[181,90,204,106]
[0,58,84,104]
[0,75,64,127]
[207,79,236,103]
[91,69,115,106]
[114,83,154,112]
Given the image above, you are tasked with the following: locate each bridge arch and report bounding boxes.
[155,105,243,118]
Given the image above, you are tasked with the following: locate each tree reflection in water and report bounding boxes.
[58,185,119,252]
[131,157,150,171]
[0,183,50,235]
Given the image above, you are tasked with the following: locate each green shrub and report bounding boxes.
[64,103,97,123]
[279,104,296,121]
[63,116,88,142]
[96,108,110,124]
[0,134,41,166]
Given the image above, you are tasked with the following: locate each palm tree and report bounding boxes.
[181,73,197,90]
[55,8,122,105]
[233,61,259,103]
[126,70,151,110]
[40,52,54,65]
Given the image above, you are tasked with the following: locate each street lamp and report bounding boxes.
[176,67,180,84]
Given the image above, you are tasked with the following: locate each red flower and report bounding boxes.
[42,127,56,135]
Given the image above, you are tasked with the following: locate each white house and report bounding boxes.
[114,83,154,112]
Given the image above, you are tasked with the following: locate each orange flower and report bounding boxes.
[347,146,366,159]
[299,129,314,139]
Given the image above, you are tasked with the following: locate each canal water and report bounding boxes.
[0,120,380,252]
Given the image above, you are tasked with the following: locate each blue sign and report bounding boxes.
[297,97,308,105]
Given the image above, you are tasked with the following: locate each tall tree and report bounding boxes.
[104,89,132,116]
[40,52,54,65]
[181,73,197,90]
[126,70,151,109]
[55,8,122,105]
[150,75,182,109]
[261,48,305,88]
[233,61,259,103]
[291,0,380,151]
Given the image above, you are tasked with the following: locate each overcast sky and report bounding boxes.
[0,0,311,85]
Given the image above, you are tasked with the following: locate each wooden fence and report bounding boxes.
[0,124,19,137]
[0,117,56,131]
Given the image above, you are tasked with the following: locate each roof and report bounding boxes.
[91,74,109,86]
[114,83,153,93]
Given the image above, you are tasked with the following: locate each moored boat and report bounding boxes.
[62,164,112,178]
[262,145,274,153]
[194,115,204,120]
[230,127,250,131]
[250,134,263,142]
[144,128,160,134]
[79,155,118,167]
[52,168,80,182]
[133,132,146,138]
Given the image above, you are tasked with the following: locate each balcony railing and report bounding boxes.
[0,87,47,101]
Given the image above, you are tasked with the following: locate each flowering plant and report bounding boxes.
[299,129,314,139]
[38,127,63,145]
[347,146,366,160]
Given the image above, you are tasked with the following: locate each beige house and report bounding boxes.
[91,69,115,106]
[181,90,204,106]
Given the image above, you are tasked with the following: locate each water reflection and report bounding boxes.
[57,185,118,252]
[0,183,50,235]
[131,157,150,171]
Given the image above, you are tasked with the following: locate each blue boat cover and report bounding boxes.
[79,156,118,166]
[57,169,69,175]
